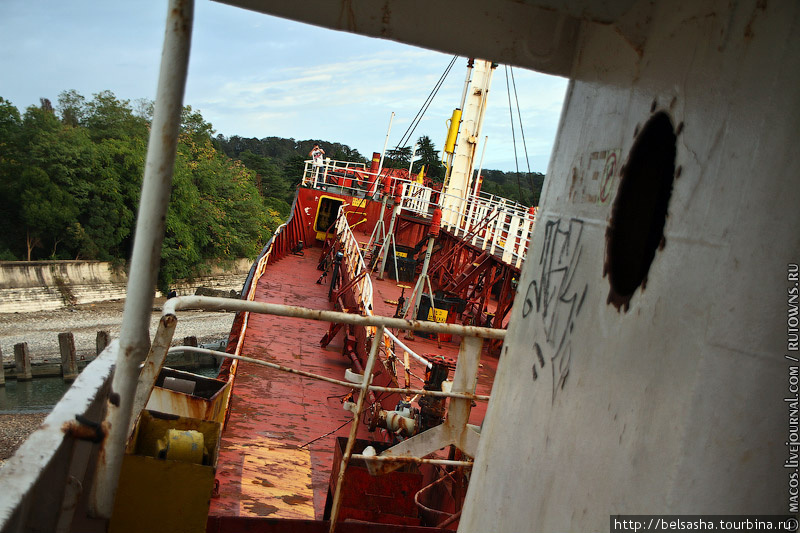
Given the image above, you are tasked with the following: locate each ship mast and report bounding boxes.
[440,58,496,228]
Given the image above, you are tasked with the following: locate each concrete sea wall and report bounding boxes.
[0,259,252,314]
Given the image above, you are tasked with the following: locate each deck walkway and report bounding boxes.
[209,247,498,521]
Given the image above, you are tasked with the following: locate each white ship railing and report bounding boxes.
[400,180,433,216]
[301,159,536,269]
[300,158,369,195]
[334,206,374,318]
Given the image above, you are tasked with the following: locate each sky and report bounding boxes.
[0,0,568,173]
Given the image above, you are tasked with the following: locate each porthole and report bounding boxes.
[605,112,677,312]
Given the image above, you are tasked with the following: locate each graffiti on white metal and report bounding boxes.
[521,218,588,402]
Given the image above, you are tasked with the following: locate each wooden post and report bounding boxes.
[182,336,198,368]
[59,332,79,382]
[0,346,5,387]
[96,330,110,355]
[14,342,32,381]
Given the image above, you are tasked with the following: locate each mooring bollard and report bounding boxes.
[96,330,110,355]
[59,332,79,382]
[14,342,32,381]
[0,346,5,387]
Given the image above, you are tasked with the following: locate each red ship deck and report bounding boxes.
[209,246,499,523]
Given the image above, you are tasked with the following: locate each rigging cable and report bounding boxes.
[509,66,537,198]
[504,65,524,202]
[392,55,458,155]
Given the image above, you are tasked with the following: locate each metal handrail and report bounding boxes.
[301,159,537,268]
[335,208,373,316]
[162,296,504,340]
[168,345,488,401]
[91,0,194,517]
[384,328,432,369]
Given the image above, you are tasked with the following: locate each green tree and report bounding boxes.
[132,98,154,122]
[0,98,24,258]
[282,154,307,190]
[56,89,87,127]
[83,90,148,141]
[15,104,95,259]
[412,135,445,182]
[157,133,278,293]
[19,166,80,259]
[238,150,291,202]
[385,145,412,169]
[180,105,215,143]
[73,137,139,259]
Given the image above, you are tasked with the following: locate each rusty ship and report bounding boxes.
[0,0,797,531]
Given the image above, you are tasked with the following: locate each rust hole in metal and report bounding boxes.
[604,111,676,312]
[109,391,121,407]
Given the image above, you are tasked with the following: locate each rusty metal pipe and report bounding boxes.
[128,314,179,434]
[90,0,194,518]
[414,468,459,521]
[438,508,463,528]
[171,347,490,401]
[350,455,473,468]
[329,325,384,533]
[385,329,431,369]
[162,296,506,340]
[342,340,378,406]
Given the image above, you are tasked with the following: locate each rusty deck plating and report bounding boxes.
[209,245,498,523]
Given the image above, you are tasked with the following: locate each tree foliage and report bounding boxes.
[215,136,368,202]
[412,135,446,182]
[478,168,544,206]
[0,91,286,293]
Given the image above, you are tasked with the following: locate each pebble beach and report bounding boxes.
[0,413,48,467]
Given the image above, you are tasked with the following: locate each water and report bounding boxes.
[0,378,68,413]
[0,365,221,414]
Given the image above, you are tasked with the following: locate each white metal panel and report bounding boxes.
[461,0,800,531]
[213,0,582,76]
[0,344,118,532]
